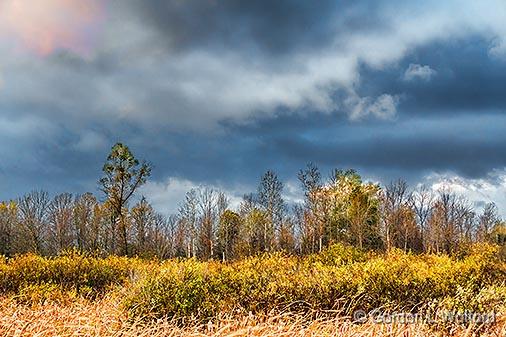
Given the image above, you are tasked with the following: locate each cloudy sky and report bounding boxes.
[0,0,505,215]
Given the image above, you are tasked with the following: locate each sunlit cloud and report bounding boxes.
[140,178,244,215]
[403,64,437,82]
[423,170,506,217]
[0,0,106,56]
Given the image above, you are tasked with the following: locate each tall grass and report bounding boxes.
[1,295,505,336]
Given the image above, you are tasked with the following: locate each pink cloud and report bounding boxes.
[0,0,106,56]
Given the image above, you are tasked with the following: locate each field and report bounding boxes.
[0,243,505,336]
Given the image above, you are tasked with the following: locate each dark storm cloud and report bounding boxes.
[224,110,506,182]
[129,0,383,55]
[270,125,506,178]
[356,37,506,116]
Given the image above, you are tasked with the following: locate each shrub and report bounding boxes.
[2,245,504,319]
[306,243,367,266]
[125,259,223,319]
[123,245,506,320]
[0,251,139,298]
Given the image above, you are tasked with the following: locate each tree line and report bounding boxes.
[0,143,505,259]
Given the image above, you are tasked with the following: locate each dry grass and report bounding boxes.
[0,296,504,337]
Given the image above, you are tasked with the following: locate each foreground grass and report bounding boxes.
[1,296,505,337]
[0,243,505,336]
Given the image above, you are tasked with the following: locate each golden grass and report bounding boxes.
[0,296,504,337]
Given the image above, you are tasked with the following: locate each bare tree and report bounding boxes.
[427,190,474,254]
[278,217,296,253]
[179,189,198,258]
[477,202,499,242]
[258,170,285,252]
[0,201,17,256]
[151,214,178,258]
[197,188,217,259]
[73,193,101,252]
[48,193,74,254]
[380,180,421,251]
[130,197,155,256]
[216,192,229,220]
[293,204,308,254]
[411,185,435,251]
[17,191,50,254]
[174,216,188,258]
[298,163,324,253]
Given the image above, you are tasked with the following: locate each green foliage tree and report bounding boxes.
[491,221,506,245]
[302,169,382,250]
[99,143,151,256]
[346,180,382,249]
[217,210,242,261]
[243,208,268,255]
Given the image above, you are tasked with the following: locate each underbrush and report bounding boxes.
[1,243,505,322]
[125,243,506,319]
[0,251,142,302]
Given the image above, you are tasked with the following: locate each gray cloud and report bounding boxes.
[126,0,379,55]
[3,0,506,131]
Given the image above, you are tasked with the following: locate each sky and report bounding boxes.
[0,0,505,216]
